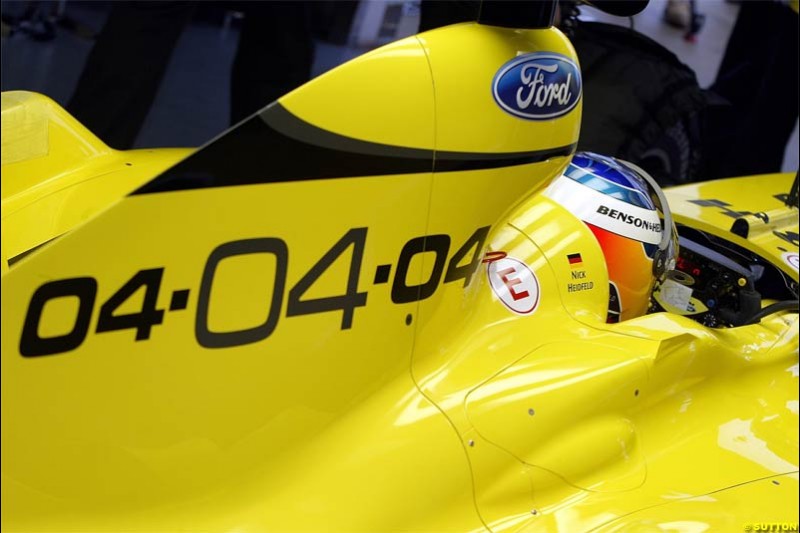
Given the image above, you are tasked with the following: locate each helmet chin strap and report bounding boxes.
[617,159,676,277]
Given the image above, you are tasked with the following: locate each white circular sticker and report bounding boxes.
[782,251,799,272]
[487,257,540,315]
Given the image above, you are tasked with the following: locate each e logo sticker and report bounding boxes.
[487,257,540,315]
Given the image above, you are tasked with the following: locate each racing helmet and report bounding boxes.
[545,152,678,322]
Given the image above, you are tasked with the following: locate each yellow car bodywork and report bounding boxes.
[1,21,797,533]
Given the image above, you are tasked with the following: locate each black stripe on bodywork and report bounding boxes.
[132,103,575,194]
[7,236,61,267]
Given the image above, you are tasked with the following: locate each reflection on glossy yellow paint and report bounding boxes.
[658,521,711,533]
[472,359,633,401]
[487,511,537,531]
[718,419,797,475]
[661,492,717,502]
[391,388,442,427]
[678,392,693,413]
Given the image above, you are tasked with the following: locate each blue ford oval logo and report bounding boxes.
[492,53,581,120]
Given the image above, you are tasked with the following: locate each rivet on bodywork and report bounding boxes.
[634,389,640,396]
[528,408,535,416]
[773,480,780,485]
[530,509,538,515]
[468,440,475,447]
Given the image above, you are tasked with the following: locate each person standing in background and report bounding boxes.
[702,0,798,179]
[67,1,315,150]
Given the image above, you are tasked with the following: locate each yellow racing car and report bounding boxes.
[2,1,797,531]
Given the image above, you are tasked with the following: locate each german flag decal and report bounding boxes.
[567,253,583,267]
